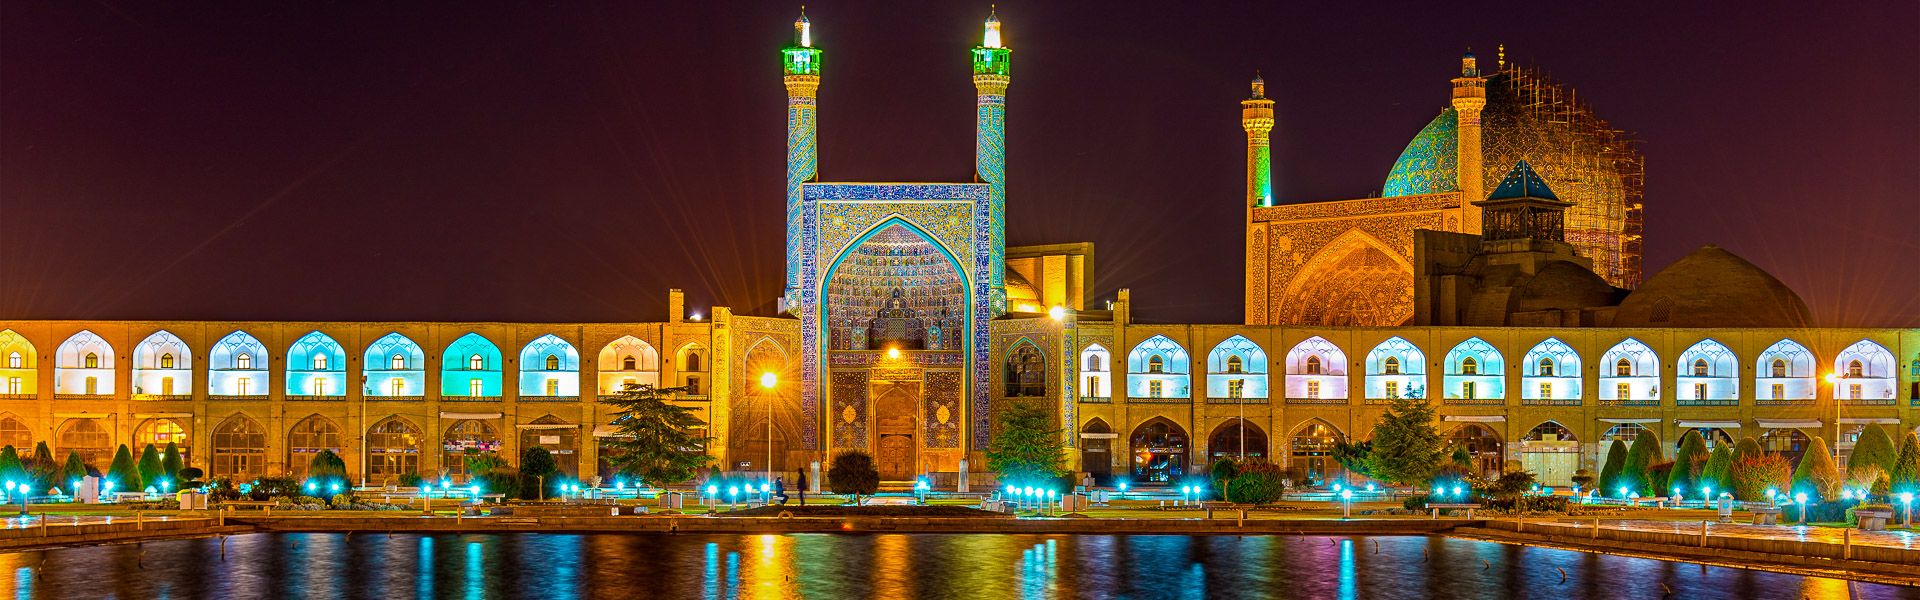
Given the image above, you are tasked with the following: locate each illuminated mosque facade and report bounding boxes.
[0,13,1914,490]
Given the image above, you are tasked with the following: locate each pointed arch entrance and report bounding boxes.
[1276,229,1414,326]
[1208,420,1269,461]
[1288,419,1345,487]
[1518,421,1578,486]
[1080,419,1114,482]
[1128,418,1189,483]
[1448,423,1504,477]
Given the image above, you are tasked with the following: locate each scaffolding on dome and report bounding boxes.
[1483,64,1646,288]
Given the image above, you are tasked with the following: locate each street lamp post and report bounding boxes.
[760,372,778,493]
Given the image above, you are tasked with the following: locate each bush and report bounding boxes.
[137,444,165,491]
[1847,425,1898,483]
[1597,440,1627,495]
[1732,437,1765,464]
[1569,468,1594,491]
[1209,458,1239,494]
[1671,430,1710,493]
[1791,437,1842,501]
[1646,462,1675,498]
[1731,454,1792,501]
[827,451,880,504]
[0,446,24,487]
[398,472,425,487]
[1891,432,1920,495]
[1702,445,1734,498]
[306,450,350,491]
[1223,462,1285,505]
[520,447,559,500]
[1402,493,1432,511]
[1845,465,1884,498]
[1620,430,1664,496]
[25,443,56,493]
[249,476,300,501]
[162,443,184,483]
[106,445,141,492]
[1482,495,1569,514]
[61,451,89,489]
[473,467,522,500]
[179,467,206,489]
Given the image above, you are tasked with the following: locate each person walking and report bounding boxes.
[795,471,808,506]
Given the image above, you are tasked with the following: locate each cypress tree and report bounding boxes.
[1597,439,1628,495]
[0,446,23,487]
[1671,430,1710,493]
[1790,437,1841,501]
[27,442,55,492]
[1702,444,1735,496]
[1620,429,1664,495]
[137,444,165,490]
[1846,425,1897,483]
[61,451,88,487]
[161,442,184,481]
[1732,437,1765,464]
[106,445,141,492]
[1890,432,1920,495]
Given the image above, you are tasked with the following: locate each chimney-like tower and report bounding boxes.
[782,9,822,310]
[972,8,1012,314]
[1451,50,1487,233]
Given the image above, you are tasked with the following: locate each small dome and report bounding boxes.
[1515,260,1621,313]
[1006,269,1038,305]
[1613,245,1813,328]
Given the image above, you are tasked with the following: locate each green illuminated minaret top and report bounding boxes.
[783,8,821,75]
[971,7,1010,75]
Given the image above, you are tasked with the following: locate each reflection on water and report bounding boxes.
[0,532,1906,599]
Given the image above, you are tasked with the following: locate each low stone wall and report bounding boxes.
[0,518,251,551]
[1469,521,1919,581]
[234,515,1474,536]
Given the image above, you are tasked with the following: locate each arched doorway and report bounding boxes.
[287,415,342,482]
[442,420,502,480]
[520,415,579,478]
[873,384,917,480]
[133,418,191,464]
[366,417,421,484]
[1207,420,1269,462]
[56,419,111,471]
[1129,418,1188,484]
[210,415,267,480]
[1518,421,1578,486]
[1289,420,1344,487]
[1080,419,1113,483]
[1448,423,1504,477]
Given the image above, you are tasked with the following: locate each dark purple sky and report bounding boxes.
[4,2,1915,326]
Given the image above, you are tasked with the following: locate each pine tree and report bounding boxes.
[1888,432,1920,495]
[1846,425,1897,483]
[1790,437,1842,501]
[1620,429,1664,495]
[137,444,165,490]
[106,445,141,492]
[986,401,1066,485]
[1671,430,1710,494]
[1732,437,1764,464]
[1597,439,1628,495]
[1702,444,1735,496]
[161,442,184,482]
[60,451,88,487]
[1363,395,1446,485]
[0,446,24,487]
[597,384,713,486]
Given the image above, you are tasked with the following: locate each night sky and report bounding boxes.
[4,2,1915,327]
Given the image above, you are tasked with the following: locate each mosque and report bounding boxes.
[0,12,1912,490]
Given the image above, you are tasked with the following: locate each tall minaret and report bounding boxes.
[1242,73,1275,325]
[782,9,822,308]
[972,8,1011,314]
[1451,50,1487,232]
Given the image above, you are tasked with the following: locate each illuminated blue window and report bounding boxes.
[1676,339,1738,401]
[519,334,580,396]
[1755,338,1814,401]
[132,330,192,397]
[209,330,270,396]
[1364,336,1425,400]
[287,331,347,397]
[442,333,503,397]
[1283,337,1346,400]
[1599,338,1659,401]
[1442,337,1504,400]
[1834,339,1896,401]
[1520,338,1581,401]
[1207,335,1268,399]
[1126,336,1190,399]
[363,332,425,397]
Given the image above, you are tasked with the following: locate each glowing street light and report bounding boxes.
[1900,492,1915,527]
[1795,492,1809,524]
[759,371,778,487]
[1047,305,1066,321]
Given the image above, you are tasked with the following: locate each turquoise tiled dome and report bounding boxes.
[1381,107,1458,197]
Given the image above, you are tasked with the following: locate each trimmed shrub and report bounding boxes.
[61,451,88,489]
[1730,454,1792,501]
[161,442,184,482]
[398,472,425,487]
[1848,425,1898,484]
[1701,445,1734,497]
[1790,437,1842,501]
[1890,432,1920,495]
[25,442,56,493]
[106,445,141,492]
[1671,431,1710,493]
[1224,462,1286,505]
[179,467,205,489]
[1402,493,1432,511]
[1621,430,1664,495]
[1647,462,1676,498]
[827,451,880,504]
[0,446,24,487]
[306,449,350,492]
[473,467,522,500]
[137,444,165,491]
[1732,437,1765,464]
[249,476,300,501]
[1597,440,1628,495]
